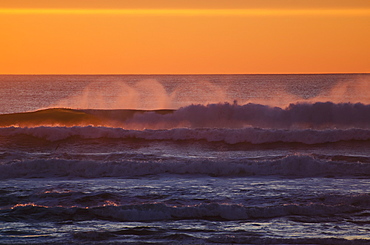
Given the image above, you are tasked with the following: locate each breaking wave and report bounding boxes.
[1,101,370,129]
[1,101,370,179]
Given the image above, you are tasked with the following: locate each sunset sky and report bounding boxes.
[1,0,369,74]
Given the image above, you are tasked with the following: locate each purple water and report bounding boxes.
[0,74,369,244]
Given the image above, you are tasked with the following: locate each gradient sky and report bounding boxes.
[1,0,369,74]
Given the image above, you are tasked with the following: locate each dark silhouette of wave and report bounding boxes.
[1,102,369,129]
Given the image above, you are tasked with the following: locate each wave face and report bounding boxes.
[127,102,370,129]
[1,101,370,129]
[1,125,370,144]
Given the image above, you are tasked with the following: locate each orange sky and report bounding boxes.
[0,0,369,74]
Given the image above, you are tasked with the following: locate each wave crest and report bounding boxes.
[127,102,370,129]
[1,102,370,129]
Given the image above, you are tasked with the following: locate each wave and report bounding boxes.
[1,155,370,179]
[2,193,369,222]
[1,101,370,129]
[1,126,370,144]
[127,101,370,129]
[0,108,173,128]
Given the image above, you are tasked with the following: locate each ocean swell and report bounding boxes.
[0,102,370,129]
[1,126,370,144]
[2,193,369,222]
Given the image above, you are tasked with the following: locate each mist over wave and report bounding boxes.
[49,76,370,110]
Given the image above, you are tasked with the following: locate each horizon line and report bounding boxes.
[1,8,370,16]
[1,72,369,76]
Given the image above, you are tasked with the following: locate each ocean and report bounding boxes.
[0,74,369,244]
